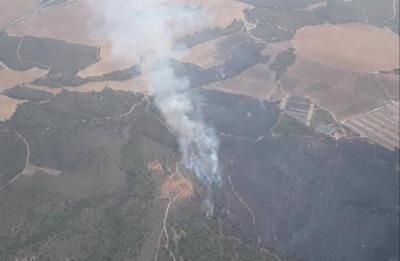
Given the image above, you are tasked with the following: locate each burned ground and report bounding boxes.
[3,85,53,102]
[31,64,141,88]
[0,1,398,260]
[219,133,399,261]
[0,131,26,187]
[200,89,279,139]
[0,89,285,261]
[269,48,296,80]
[175,20,244,50]
[169,34,269,89]
[0,89,172,260]
[0,86,398,261]
[0,32,35,71]
[0,32,98,73]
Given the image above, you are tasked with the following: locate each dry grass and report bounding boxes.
[8,0,97,45]
[286,56,390,120]
[288,56,349,89]
[0,0,35,29]
[204,63,277,100]
[201,40,294,99]
[0,67,48,93]
[179,35,231,68]
[161,169,194,201]
[9,0,247,44]
[292,23,400,72]
[78,44,138,77]
[374,73,400,99]
[9,0,249,76]
[165,0,249,29]
[0,67,47,121]
[0,95,23,121]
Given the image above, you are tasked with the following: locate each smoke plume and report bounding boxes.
[87,0,221,185]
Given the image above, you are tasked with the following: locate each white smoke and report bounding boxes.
[86,0,221,185]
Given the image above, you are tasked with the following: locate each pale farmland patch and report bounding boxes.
[8,0,97,45]
[0,0,35,29]
[166,0,249,29]
[77,44,138,78]
[0,67,48,93]
[179,35,231,68]
[286,57,391,120]
[9,0,249,76]
[0,95,23,121]
[292,23,400,72]
[204,63,277,100]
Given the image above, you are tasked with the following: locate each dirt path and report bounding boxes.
[385,0,398,24]
[0,97,144,192]
[153,162,193,261]
[306,101,315,126]
[2,0,75,32]
[228,172,258,243]
[0,131,30,192]
[392,0,397,19]
[154,193,179,261]
[226,135,274,245]
[243,20,266,44]
[225,136,285,260]
[371,73,395,101]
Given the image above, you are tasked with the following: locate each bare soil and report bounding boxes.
[0,95,23,120]
[0,67,47,93]
[204,63,277,100]
[292,23,400,72]
[286,56,391,120]
[8,0,249,77]
[0,0,35,29]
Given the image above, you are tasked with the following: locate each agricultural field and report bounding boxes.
[344,102,400,151]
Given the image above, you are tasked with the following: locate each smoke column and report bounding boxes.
[87,0,221,185]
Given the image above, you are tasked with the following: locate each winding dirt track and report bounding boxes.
[154,194,179,261]
[0,131,30,192]
[0,98,145,192]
